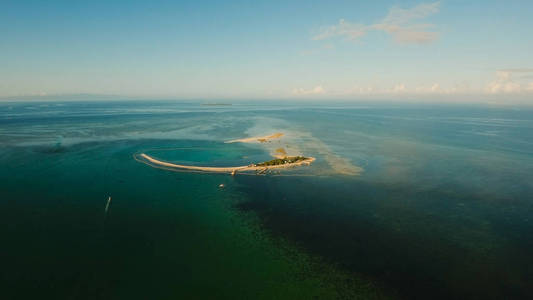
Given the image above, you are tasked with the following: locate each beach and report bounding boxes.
[138,153,315,174]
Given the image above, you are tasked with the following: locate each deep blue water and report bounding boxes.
[1,100,532,299]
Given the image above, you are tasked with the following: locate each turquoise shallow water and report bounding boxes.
[1,101,533,299]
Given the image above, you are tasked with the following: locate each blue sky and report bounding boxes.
[1,0,533,101]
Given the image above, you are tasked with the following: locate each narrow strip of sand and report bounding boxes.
[225,132,284,143]
[139,153,315,174]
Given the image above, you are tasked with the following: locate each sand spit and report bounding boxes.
[138,153,315,174]
[225,132,284,144]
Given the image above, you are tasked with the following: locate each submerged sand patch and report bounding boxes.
[274,147,288,158]
[225,133,284,144]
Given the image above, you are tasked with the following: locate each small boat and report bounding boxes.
[105,196,112,214]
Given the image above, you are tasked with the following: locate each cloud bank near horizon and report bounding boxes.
[290,70,533,100]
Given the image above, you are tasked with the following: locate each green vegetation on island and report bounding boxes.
[256,156,308,167]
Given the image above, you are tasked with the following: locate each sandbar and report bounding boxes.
[138,153,314,174]
[225,132,284,144]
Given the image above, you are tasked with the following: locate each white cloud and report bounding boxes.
[430,83,441,92]
[415,83,442,93]
[374,2,440,43]
[487,70,529,94]
[292,85,326,95]
[392,84,407,93]
[379,2,440,25]
[313,2,440,44]
[290,71,533,99]
[341,82,470,96]
[498,68,533,73]
[312,19,367,41]
[389,83,450,94]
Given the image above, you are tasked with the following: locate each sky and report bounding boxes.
[1,0,533,102]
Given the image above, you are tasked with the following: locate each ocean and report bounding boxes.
[1,100,532,299]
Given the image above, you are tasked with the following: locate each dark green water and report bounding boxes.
[1,139,383,299]
[1,101,532,299]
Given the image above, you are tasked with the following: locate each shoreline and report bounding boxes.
[138,153,315,174]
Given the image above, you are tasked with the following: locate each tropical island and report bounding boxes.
[255,156,308,166]
[137,133,315,175]
[138,153,315,175]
